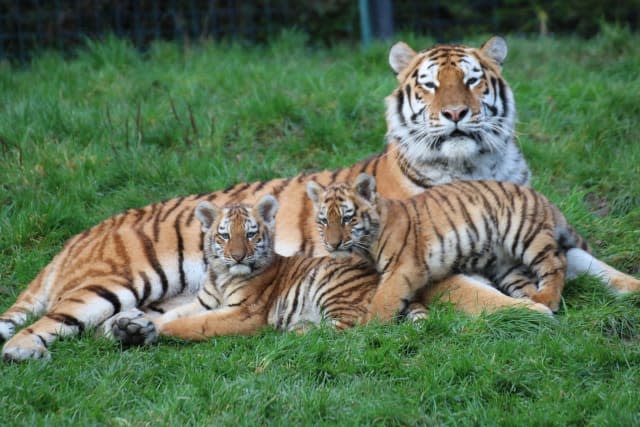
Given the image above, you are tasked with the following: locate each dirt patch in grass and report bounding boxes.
[584,192,611,217]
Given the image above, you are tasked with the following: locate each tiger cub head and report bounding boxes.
[307,174,380,258]
[385,36,514,163]
[195,195,278,276]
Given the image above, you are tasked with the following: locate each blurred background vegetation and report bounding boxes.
[1,0,638,60]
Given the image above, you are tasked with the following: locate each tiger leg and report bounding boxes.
[139,292,201,317]
[494,265,539,300]
[109,299,209,346]
[421,274,553,316]
[158,306,267,341]
[101,295,199,341]
[0,267,55,342]
[366,268,427,322]
[523,237,567,312]
[2,283,138,362]
[567,248,640,293]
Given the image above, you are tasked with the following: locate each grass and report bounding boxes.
[1,27,640,425]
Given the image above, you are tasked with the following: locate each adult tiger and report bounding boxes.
[1,37,634,362]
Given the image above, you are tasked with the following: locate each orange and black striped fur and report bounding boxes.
[308,174,640,321]
[108,196,388,345]
[2,37,637,361]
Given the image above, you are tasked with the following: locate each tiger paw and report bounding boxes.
[525,301,554,316]
[403,302,429,323]
[406,310,428,323]
[530,291,561,313]
[610,275,640,294]
[110,309,158,347]
[288,322,313,334]
[3,335,50,362]
[0,319,16,342]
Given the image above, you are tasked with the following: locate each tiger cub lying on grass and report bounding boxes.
[307,174,640,321]
[110,195,406,345]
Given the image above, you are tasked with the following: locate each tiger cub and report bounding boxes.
[109,195,397,345]
[308,174,640,321]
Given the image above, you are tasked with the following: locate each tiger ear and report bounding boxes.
[389,41,417,75]
[306,181,325,208]
[195,201,220,232]
[353,173,376,203]
[254,195,279,227]
[480,36,508,68]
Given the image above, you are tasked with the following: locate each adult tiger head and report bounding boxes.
[385,36,516,167]
[195,195,278,276]
[307,177,380,259]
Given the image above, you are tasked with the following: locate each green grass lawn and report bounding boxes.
[1,28,639,425]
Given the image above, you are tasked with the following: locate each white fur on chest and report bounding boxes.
[413,140,530,187]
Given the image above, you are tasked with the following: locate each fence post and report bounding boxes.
[359,0,372,46]
[359,0,394,47]
[373,0,393,40]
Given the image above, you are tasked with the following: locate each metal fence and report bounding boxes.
[0,0,637,60]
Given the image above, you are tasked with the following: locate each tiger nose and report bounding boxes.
[231,251,245,262]
[327,238,342,250]
[442,106,469,123]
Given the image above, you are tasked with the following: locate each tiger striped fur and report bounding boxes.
[308,174,640,320]
[109,196,387,344]
[2,37,636,361]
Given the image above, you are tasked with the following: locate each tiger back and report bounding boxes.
[110,195,386,344]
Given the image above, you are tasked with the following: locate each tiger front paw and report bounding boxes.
[111,310,158,347]
[406,310,428,323]
[524,301,554,316]
[530,290,561,313]
[0,319,16,342]
[3,335,50,363]
[403,302,429,323]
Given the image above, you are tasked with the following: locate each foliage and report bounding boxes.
[1,0,639,59]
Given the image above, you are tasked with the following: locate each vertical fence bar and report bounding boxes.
[152,0,160,41]
[372,0,393,40]
[359,0,372,46]
[190,0,198,41]
[132,0,142,48]
[16,1,24,61]
[114,1,122,38]
[94,0,101,41]
[54,0,62,50]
